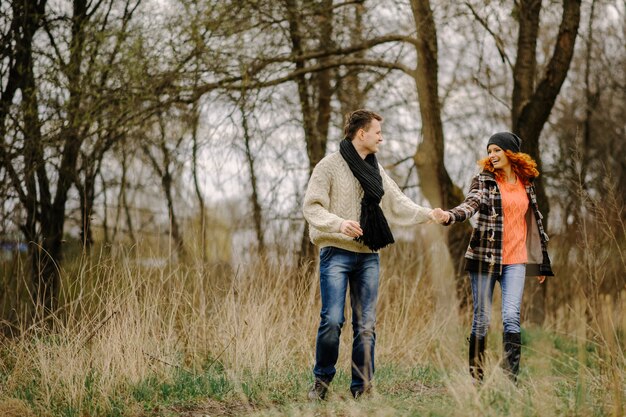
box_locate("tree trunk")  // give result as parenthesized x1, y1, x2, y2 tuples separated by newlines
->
(101, 171, 110, 244)
(30, 218, 63, 316)
(29, 0, 91, 313)
(191, 104, 207, 263)
(113, 148, 135, 243)
(123, 171, 135, 244)
(512, 0, 581, 324)
(512, 0, 581, 227)
(142, 121, 187, 260)
(511, 0, 540, 127)
(337, 2, 366, 125)
(162, 170, 186, 260)
(240, 99, 266, 256)
(283, 0, 335, 265)
(409, 0, 467, 317)
(0, 0, 64, 316)
(22, 0, 64, 315)
(78, 139, 116, 250)
(575, 0, 599, 227)
(79, 166, 97, 249)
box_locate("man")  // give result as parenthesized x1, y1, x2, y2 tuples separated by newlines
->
(303, 109, 433, 400)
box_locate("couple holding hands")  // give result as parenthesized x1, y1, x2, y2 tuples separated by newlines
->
(302, 109, 553, 400)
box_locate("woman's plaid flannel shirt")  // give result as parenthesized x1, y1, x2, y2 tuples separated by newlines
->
(445, 171, 554, 276)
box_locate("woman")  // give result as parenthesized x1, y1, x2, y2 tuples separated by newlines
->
(432, 132, 553, 382)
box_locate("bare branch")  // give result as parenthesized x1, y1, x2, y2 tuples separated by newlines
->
(189, 57, 414, 100)
(464, 2, 513, 69)
(246, 33, 418, 75)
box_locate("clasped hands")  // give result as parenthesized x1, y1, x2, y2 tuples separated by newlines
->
(429, 208, 450, 224)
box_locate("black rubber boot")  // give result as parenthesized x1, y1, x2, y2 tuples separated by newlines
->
(469, 334, 486, 382)
(503, 332, 521, 382)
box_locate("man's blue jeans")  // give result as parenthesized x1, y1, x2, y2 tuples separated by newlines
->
(469, 264, 526, 338)
(313, 246, 380, 392)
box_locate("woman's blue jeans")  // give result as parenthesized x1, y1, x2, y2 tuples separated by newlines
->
(313, 246, 380, 392)
(469, 264, 526, 338)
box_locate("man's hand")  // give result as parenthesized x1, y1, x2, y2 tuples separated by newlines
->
(340, 220, 363, 238)
(537, 276, 546, 284)
(431, 208, 450, 224)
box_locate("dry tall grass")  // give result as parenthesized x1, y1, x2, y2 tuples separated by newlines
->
(0, 210, 624, 416)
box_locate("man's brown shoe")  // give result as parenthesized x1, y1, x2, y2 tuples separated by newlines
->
(307, 378, 330, 400)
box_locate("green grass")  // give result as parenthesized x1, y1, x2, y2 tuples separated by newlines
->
(0, 327, 623, 416)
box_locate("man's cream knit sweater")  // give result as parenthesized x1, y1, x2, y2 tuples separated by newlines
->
(303, 152, 432, 253)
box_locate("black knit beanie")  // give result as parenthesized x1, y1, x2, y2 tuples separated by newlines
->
(487, 132, 522, 153)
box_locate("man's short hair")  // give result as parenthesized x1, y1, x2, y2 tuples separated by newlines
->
(343, 109, 383, 140)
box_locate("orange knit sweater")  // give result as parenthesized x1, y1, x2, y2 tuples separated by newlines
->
(497, 178, 528, 264)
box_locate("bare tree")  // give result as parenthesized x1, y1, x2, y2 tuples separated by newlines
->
(511, 0, 581, 227)
(279, 0, 336, 262)
(141, 112, 188, 260)
(190, 102, 208, 262)
(70, 0, 142, 249)
(336, 2, 367, 117)
(112, 146, 136, 244)
(0, 0, 52, 313)
(238, 97, 267, 256)
(0, 0, 155, 314)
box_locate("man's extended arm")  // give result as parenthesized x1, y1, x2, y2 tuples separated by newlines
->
(380, 167, 433, 225)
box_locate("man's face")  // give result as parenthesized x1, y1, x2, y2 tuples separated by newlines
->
(359, 119, 383, 155)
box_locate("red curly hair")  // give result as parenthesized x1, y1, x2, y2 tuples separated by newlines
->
(478, 151, 539, 185)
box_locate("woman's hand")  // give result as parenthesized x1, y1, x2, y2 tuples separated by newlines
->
(536, 276, 546, 284)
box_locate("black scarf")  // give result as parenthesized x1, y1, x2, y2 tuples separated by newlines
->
(339, 139, 395, 251)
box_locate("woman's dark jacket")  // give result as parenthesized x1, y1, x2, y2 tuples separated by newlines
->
(444, 171, 554, 276)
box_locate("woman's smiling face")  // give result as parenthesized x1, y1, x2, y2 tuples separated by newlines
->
(487, 144, 510, 170)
